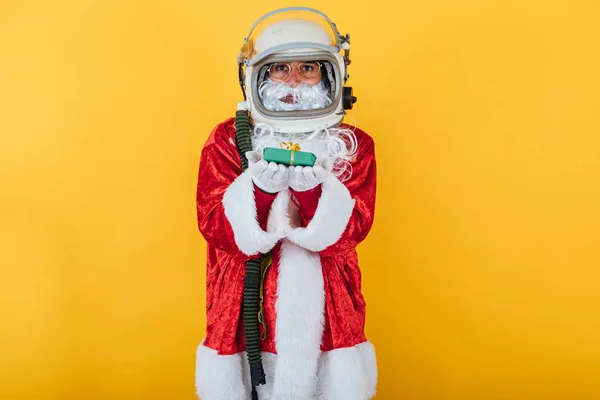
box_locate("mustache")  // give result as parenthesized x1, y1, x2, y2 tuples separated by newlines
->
(258, 79, 332, 111)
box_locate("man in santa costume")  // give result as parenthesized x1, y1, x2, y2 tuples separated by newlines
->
(194, 7, 377, 400)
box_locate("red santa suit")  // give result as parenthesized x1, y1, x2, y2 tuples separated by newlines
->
(194, 117, 378, 400)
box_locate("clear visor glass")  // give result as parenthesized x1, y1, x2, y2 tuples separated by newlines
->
(240, 9, 339, 64)
(255, 57, 338, 115)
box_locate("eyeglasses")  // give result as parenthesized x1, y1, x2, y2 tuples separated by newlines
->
(267, 61, 322, 82)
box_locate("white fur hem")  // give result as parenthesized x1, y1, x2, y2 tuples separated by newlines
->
(195, 341, 378, 400)
(317, 341, 378, 400)
(285, 172, 355, 252)
(222, 169, 285, 256)
(272, 240, 325, 398)
(194, 340, 248, 400)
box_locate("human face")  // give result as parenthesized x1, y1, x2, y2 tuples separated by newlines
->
(259, 61, 331, 110)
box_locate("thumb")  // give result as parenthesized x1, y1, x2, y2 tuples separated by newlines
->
(245, 151, 261, 164)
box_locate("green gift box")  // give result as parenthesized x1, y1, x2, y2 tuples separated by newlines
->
(263, 145, 316, 167)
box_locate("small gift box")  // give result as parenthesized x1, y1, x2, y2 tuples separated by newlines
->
(263, 142, 316, 167)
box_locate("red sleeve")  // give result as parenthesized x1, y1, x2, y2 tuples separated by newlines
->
(196, 120, 248, 258)
(290, 185, 322, 227)
(254, 184, 277, 230)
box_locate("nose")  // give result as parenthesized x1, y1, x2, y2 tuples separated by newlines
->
(286, 68, 301, 87)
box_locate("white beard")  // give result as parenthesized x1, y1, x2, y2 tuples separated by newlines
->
(251, 123, 358, 182)
(258, 78, 333, 111)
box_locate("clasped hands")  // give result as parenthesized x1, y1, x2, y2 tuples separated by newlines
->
(246, 151, 329, 194)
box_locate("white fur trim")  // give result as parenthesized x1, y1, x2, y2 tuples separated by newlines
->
(272, 239, 326, 398)
(197, 342, 378, 400)
(266, 188, 291, 234)
(222, 169, 285, 256)
(195, 341, 248, 400)
(317, 341, 378, 400)
(358, 341, 379, 398)
(285, 172, 355, 252)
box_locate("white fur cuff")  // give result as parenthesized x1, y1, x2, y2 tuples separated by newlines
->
(285, 172, 355, 252)
(222, 169, 284, 256)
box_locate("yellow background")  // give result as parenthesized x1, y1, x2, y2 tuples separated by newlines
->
(1, 0, 599, 399)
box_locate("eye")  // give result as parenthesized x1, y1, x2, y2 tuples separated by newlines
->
(302, 63, 319, 72)
(273, 64, 289, 72)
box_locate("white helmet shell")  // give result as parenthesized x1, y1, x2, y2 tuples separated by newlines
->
(254, 19, 333, 55)
(237, 8, 352, 134)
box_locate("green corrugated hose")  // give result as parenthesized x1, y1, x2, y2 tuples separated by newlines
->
(235, 110, 252, 171)
(235, 109, 266, 399)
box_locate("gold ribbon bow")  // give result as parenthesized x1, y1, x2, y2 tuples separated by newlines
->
(280, 142, 301, 166)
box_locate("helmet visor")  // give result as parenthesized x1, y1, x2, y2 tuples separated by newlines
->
(252, 53, 341, 119)
(240, 8, 341, 66)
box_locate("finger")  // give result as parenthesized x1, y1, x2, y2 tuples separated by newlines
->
(303, 167, 318, 188)
(293, 166, 308, 190)
(251, 159, 268, 175)
(272, 164, 288, 182)
(312, 164, 327, 180)
(255, 162, 275, 181)
(258, 160, 269, 169)
(291, 166, 305, 181)
(302, 167, 315, 181)
(288, 165, 299, 184)
(302, 166, 314, 176)
(260, 162, 278, 179)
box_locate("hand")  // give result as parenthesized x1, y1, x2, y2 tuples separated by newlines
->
(288, 165, 326, 192)
(246, 151, 289, 194)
